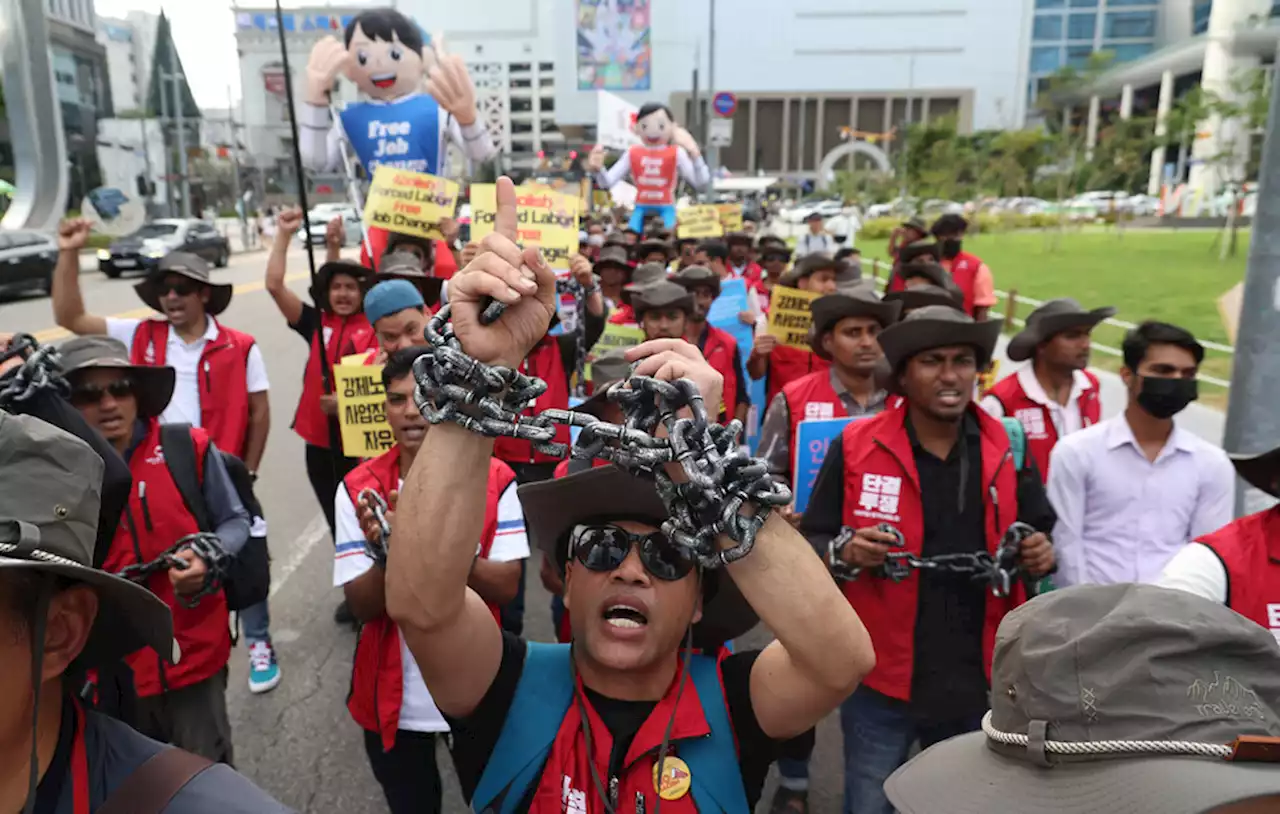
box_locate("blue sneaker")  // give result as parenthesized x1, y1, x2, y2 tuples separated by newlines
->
(248, 641, 281, 694)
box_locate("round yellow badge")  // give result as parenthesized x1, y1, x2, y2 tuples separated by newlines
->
(653, 756, 692, 801)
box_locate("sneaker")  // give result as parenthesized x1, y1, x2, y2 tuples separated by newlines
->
(247, 641, 281, 694)
(769, 787, 808, 814)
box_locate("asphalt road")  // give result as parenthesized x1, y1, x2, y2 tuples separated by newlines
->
(0, 250, 1227, 814)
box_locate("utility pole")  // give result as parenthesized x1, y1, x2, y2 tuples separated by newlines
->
(227, 86, 248, 250)
(168, 32, 191, 217)
(900, 54, 916, 200)
(705, 0, 718, 201)
(692, 40, 701, 150)
(1224, 58, 1280, 517)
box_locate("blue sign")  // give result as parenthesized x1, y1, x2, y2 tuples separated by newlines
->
(339, 94, 441, 174)
(712, 92, 737, 118)
(707, 278, 765, 450)
(792, 417, 864, 514)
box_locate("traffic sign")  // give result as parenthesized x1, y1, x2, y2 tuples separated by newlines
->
(709, 118, 733, 147)
(712, 92, 737, 118)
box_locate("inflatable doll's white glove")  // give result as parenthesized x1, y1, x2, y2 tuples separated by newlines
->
(425, 38, 478, 127)
(305, 36, 351, 107)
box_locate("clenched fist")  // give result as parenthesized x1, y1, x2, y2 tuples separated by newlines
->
(58, 218, 93, 253)
(306, 36, 351, 106)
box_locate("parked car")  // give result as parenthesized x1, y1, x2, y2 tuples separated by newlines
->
(299, 206, 362, 247)
(98, 219, 230, 278)
(0, 229, 58, 297)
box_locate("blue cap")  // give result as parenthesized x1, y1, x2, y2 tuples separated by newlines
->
(364, 279, 425, 325)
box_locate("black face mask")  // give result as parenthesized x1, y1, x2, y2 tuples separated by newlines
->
(1137, 376, 1198, 419)
(939, 239, 963, 259)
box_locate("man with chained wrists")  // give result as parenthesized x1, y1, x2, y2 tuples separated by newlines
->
(385, 178, 876, 814)
(800, 306, 1058, 814)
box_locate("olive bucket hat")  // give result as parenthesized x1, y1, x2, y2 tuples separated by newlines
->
(134, 252, 233, 316)
(60, 336, 176, 419)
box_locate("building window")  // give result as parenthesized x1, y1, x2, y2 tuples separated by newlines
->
(1271, 0, 1280, 18)
(1105, 41, 1154, 62)
(1068, 12, 1097, 40)
(1068, 0, 1097, 6)
(1193, 0, 1212, 33)
(1105, 10, 1156, 39)
(1066, 45, 1094, 67)
(1035, 0, 1065, 8)
(539, 61, 553, 71)
(1033, 15, 1063, 40)
(1105, 0, 1158, 5)
(1031, 45, 1063, 73)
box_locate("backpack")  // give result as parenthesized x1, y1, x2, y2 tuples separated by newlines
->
(1000, 416, 1055, 596)
(160, 424, 271, 612)
(472, 642, 749, 814)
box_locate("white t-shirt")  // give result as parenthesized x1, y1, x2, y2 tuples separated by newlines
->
(106, 317, 269, 428)
(332, 474, 529, 732)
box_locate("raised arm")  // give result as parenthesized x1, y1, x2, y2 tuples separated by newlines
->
(265, 208, 306, 326)
(51, 219, 108, 336)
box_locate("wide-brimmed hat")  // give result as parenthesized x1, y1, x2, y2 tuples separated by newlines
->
(759, 245, 793, 263)
(779, 254, 838, 288)
(621, 263, 671, 306)
(1006, 298, 1118, 362)
(1230, 445, 1280, 498)
(0, 413, 176, 671)
(632, 281, 694, 319)
(376, 250, 443, 304)
(898, 240, 941, 265)
(519, 465, 757, 648)
(672, 265, 721, 298)
(724, 231, 752, 247)
(635, 238, 673, 261)
(594, 245, 632, 274)
(883, 284, 964, 315)
(901, 216, 927, 233)
(878, 305, 1001, 374)
(574, 352, 632, 419)
(897, 260, 951, 290)
(885, 583, 1280, 814)
(808, 289, 902, 361)
(60, 336, 175, 419)
(134, 252, 232, 316)
(312, 259, 374, 313)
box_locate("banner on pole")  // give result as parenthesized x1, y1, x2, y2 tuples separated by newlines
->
(767, 286, 822, 350)
(362, 166, 459, 241)
(470, 183, 581, 270)
(335, 364, 394, 458)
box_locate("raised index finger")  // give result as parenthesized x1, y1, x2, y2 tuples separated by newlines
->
(494, 176, 519, 242)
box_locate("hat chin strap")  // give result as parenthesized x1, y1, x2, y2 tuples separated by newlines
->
(22, 576, 53, 814)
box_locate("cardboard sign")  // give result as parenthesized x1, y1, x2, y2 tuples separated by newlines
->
(470, 183, 582, 270)
(677, 205, 724, 239)
(584, 323, 645, 380)
(335, 364, 394, 458)
(707, 277, 764, 449)
(792, 417, 862, 514)
(717, 203, 744, 234)
(767, 286, 822, 350)
(362, 166, 460, 241)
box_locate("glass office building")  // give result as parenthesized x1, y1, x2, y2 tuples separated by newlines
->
(1029, 0, 1161, 108)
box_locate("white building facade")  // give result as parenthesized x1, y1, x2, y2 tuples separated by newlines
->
(96, 12, 159, 115)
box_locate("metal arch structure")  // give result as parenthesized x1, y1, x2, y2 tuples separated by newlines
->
(816, 140, 892, 186)
(0, 0, 70, 231)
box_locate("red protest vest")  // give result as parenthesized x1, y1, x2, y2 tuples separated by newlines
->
(699, 325, 739, 422)
(629, 145, 679, 207)
(344, 446, 517, 750)
(359, 226, 458, 279)
(1197, 508, 1280, 635)
(838, 402, 1026, 701)
(130, 319, 258, 460)
(493, 337, 571, 465)
(104, 420, 230, 697)
(767, 345, 830, 406)
(943, 252, 984, 317)
(782, 370, 848, 480)
(527, 660, 724, 814)
(294, 312, 376, 449)
(986, 370, 1101, 482)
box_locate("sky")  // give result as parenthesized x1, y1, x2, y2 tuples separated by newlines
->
(91, 1, 380, 110)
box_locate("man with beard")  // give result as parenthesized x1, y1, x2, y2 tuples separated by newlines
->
(594, 245, 633, 313)
(929, 215, 995, 320)
(632, 280, 695, 343)
(673, 266, 750, 424)
(982, 299, 1116, 482)
(747, 256, 842, 405)
(801, 306, 1057, 814)
(674, 236, 699, 271)
(727, 232, 764, 288)
(1047, 321, 1234, 589)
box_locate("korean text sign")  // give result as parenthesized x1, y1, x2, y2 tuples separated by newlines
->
(470, 184, 581, 270)
(792, 417, 862, 514)
(335, 364, 394, 458)
(362, 166, 459, 241)
(767, 286, 822, 350)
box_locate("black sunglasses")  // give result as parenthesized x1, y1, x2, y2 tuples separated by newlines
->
(569, 523, 694, 582)
(70, 378, 135, 406)
(156, 278, 201, 297)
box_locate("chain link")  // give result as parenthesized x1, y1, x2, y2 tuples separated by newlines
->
(412, 304, 792, 569)
(0, 335, 70, 408)
(116, 533, 229, 609)
(358, 488, 392, 569)
(830, 521, 1036, 598)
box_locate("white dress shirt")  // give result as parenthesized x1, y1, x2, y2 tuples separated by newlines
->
(981, 366, 1093, 437)
(1046, 414, 1235, 588)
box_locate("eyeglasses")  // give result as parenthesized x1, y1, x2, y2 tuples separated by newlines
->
(156, 278, 201, 297)
(69, 378, 135, 406)
(569, 523, 694, 582)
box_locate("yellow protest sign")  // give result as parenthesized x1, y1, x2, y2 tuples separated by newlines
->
(470, 184, 581, 270)
(584, 323, 646, 380)
(362, 166, 459, 241)
(593, 190, 612, 210)
(767, 286, 822, 350)
(977, 359, 1002, 398)
(335, 364, 394, 458)
(677, 206, 724, 239)
(717, 203, 744, 233)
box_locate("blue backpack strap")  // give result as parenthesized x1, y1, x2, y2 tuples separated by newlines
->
(1000, 416, 1027, 472)
(682, 655, 750, 814)
(472, 642, 575, 814)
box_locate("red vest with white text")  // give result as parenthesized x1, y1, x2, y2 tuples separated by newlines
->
(700, 325, 739, 421)
(782, 370, 848, 483)
(294, 312, 376, 449)
(130, 319, 257, 460)
(767, 345, 830, 405)
(944, 251, 984, 317)
(1197, 508, 1280, 638)
(343, 446, 517, 750)
(493, 337, 571, 465)
(838, 403, 1027, 701)
(104, 420, 230, 697)
(629, 145, 679, 207)
(985, 370, 1101, 482)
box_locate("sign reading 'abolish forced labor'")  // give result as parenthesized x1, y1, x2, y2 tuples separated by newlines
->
(362, 166, 460, 242)
(677, 205, 724, 239)
(767, 286, 822, 350)
(470, 184, 581, 270)
(717, 203, 744, 234)
(335, 364, 394, 458)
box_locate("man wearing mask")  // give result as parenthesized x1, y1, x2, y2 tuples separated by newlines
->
(672, 266, 750, 425)
(1047, 321, 1234, 588)
(929, 215, 995, 320)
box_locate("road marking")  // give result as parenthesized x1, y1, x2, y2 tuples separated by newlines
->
(269, 512, 330, 601)
(29, 271, 312, 344)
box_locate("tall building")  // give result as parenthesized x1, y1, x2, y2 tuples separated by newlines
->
(96, 11, 161, 115)
(41, 0, 112, 204)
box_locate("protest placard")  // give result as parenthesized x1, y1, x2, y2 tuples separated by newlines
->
(977, 359, 1002, 398)
(767, 286, 822, 350)
(707, 277, 766, 449)
(792, 417, 864, 513)
(335, 364, 394, 458)
(717, 203, 744, 233)
(677, 205, 724, 239)
(584, 322, 645, 380)
(362, 166, 459, 241)
(470, 183, 581, 270)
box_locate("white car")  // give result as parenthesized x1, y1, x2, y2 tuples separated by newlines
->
(298, 206, 362, 247)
